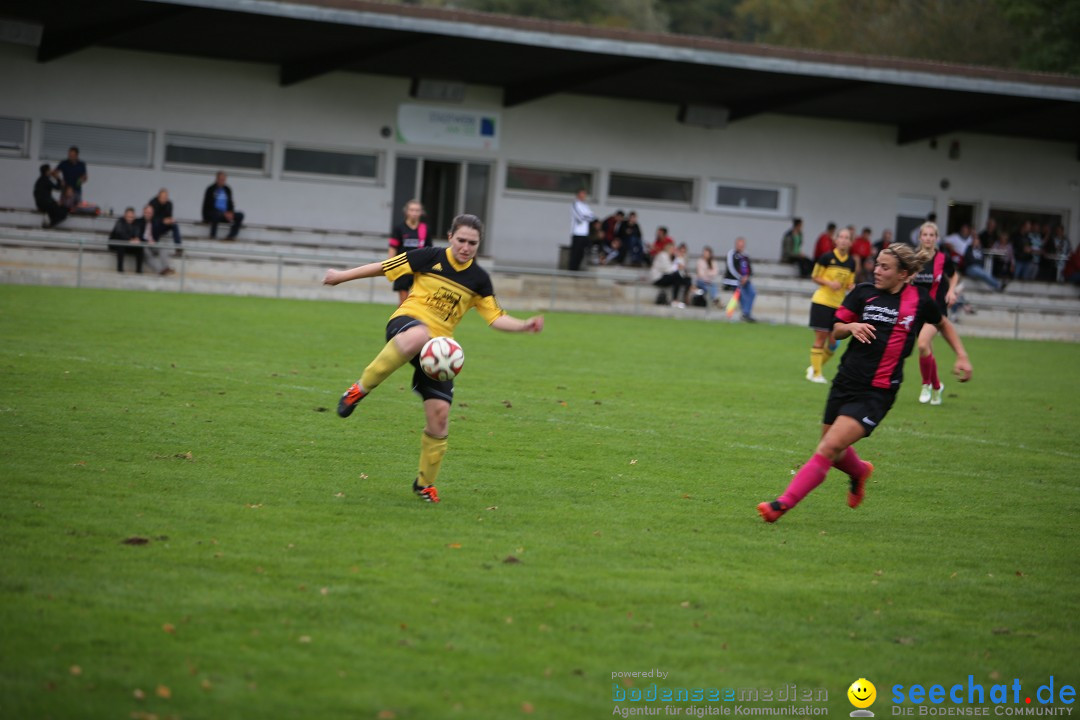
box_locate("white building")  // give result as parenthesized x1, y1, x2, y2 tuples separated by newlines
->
(2, 0, 1078, 266)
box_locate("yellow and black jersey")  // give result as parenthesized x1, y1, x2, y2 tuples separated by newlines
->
(810, 250, 857, 308)
(383, 247, 506, 337)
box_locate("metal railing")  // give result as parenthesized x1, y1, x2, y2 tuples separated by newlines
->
(3, 233, 1078, 340)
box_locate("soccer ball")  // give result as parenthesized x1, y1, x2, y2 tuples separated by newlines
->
(419, 336, 465, 381)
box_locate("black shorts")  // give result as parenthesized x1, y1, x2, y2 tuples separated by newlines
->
(392, 275, 415, 293)
(822, 373, 896, 437)
(385, 315, 454, 404)
(809, 302, 839, 331)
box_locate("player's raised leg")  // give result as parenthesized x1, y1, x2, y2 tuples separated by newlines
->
(758, 417, 866, 523)
(338, 322, 430, 417)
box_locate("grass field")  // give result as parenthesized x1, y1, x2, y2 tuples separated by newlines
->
(1, 284, 1077, 720)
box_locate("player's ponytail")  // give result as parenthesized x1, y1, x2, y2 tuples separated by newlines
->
(883, 243, 931, 282)
(448, 213, 484, 240)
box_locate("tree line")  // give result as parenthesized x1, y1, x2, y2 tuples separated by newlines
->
(392, 0, 1080, 76)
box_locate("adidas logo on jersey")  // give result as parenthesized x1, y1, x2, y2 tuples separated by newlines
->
(432, 263, 443, 271)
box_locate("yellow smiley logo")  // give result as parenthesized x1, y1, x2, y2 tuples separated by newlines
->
(848, 678, 877, 709)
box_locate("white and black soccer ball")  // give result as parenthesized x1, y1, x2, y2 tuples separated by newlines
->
(419, 336, 465, 382)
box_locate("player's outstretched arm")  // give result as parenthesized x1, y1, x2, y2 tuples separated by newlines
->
(833, 321, 875, 344)
(936, 317, 972, 382)
(323, 261, 385, 286)
(490, 315, 544, 333)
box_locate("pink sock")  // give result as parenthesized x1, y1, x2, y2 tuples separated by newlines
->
(919, 354, 933, 385)
(832, 446, 867, 478)
(778, 453, 832, 508)
(927, 355, 941, 390)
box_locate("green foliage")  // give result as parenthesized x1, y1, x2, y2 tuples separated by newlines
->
(1, 285, 1077, 719)
(387, 0, 1079, 74)
(995, 0, 1080, 75)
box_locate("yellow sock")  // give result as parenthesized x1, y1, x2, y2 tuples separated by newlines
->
(810, 347, 825, 377)
(359, 338, 411, 391)
(822, 344, 835, 367)
(418, 431, 448, 486)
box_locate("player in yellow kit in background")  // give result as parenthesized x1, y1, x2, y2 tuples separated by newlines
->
(806, 226, 857, 383)
(322, 214, 544, 503)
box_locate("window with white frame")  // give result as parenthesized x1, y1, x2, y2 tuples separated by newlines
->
(282, 145, 379, 181)
(0, 117, 29, 157)
(608, 172, 694, 205)
(506, 164, 593, 195)
(41, 121, 153, 167)
(706, 179, 793, 217)
(164, 132, 270, 173)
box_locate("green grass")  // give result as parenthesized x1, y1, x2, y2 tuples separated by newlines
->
(1, 284, 1077, 720)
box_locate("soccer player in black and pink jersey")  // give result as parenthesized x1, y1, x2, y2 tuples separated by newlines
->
(758, 243, 972, 523)
(912, 222, 959, 406)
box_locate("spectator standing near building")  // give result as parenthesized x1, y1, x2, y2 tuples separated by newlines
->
(201, 171, 245, 240)
(781, 217, 813, 278)
(567, 189, 595, 271)
(1040, 224, 1068, 282)
(1011, 220, 1035, 281)
(1049, 225, 1072, 282)
(55, 146, 88, 203)
(872, 229, 893, 258)
(723, 236, 757, 322)
(34, 163, 67, 228)
(989, 231, 1015, 281)
(149, 188, 183, 255)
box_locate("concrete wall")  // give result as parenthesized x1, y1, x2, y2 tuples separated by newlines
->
(2, 41, 1077, 266)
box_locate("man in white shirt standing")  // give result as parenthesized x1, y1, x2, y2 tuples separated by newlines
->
(568, 189, 596, 271)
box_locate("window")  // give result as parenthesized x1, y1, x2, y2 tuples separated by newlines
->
(506, 164, 592, 195)
(164, 132, 270, 173)
(0, 117, 29, 157)
(706, 179, 793, 218)
(608, 172, 693, 204)
(41, 121, 153, 167)
(282, 145, 379, 180)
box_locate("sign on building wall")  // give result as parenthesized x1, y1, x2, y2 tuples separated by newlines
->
(396, 104, 499, 151)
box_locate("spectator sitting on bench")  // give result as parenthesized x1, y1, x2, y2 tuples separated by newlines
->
(150, 188, 183, 255)
(134, 204, 175, 276)
(108, 207, 144, 273)
(34, 163, 67, 229)
(202, 171, 244, 240)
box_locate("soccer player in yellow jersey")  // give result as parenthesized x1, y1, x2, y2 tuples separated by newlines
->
(806, 226, 856, 383)
(322, 214, 544, 503)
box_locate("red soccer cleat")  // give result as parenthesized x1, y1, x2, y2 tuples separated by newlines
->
(337, 382, 366, 418)
(413, 479, 440, 503)
(757, 500, 789, 523)
(847, 462, 874, 509)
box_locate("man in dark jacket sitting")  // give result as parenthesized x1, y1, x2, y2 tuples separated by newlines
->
(201, 171, 244, 240)
(34, 164, 68, 228)
(108, 207, 143, 273)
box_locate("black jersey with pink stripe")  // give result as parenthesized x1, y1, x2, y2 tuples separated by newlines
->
(912, 251, 955, 312)
(834, 283, 943, 390)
